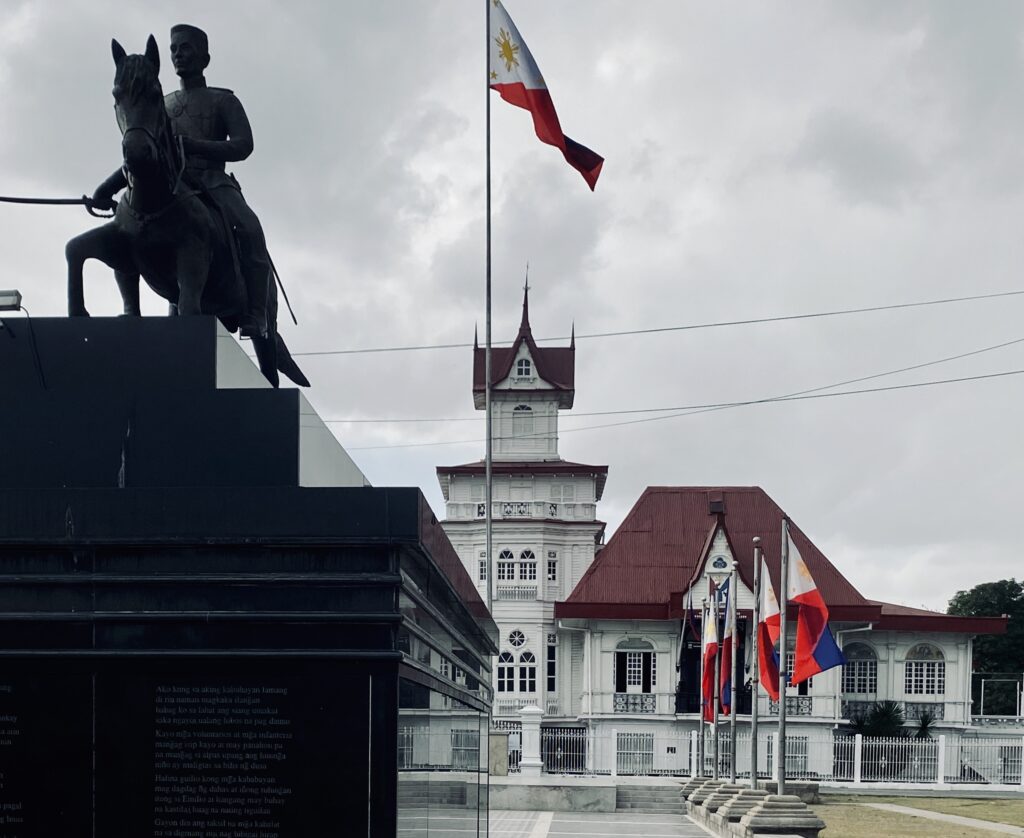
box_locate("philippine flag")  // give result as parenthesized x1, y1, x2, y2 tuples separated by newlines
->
(489, 1, 604, 189)
(720, 582, 734, 715)
(701, 598, 719, 722)
(758, 556, 781, 701)
(786, 531, 845, 685)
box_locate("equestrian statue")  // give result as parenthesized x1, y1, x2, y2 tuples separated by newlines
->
(66, 26, 308, 388)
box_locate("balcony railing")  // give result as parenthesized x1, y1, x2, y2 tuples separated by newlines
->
(613, 693, 657, 714)
(768, 696, 813, 716)
(494, 697, 540, 716)
(495, 585, 537, 601)
(444, 501, 598, 521)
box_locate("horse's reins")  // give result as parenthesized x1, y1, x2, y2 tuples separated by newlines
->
(0, 194, 114, 218)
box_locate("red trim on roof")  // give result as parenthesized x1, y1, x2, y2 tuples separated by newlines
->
(869, 600, 1008, 635)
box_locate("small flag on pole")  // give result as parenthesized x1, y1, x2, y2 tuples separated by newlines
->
(786, 531, 845, 685)
(701, 597, 719, 723)
(720, 581, 734, 715)
(489, 0, 604, 189)
(758, 555, 781, 701)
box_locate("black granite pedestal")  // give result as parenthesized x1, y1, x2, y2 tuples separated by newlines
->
(0, 317, 498, 837)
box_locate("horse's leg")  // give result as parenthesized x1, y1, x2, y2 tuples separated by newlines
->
(174, 237, 210, 316)
(114, 270, 141, 316)
(65, 222, 130, 316)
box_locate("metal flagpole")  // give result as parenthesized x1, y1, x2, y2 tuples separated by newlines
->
(698, 597, 707, 777)
(729, 561, 739, 784)
(484, 0, 494, 616)
(712, 587, 721, 781)
(750, 537, 762, 790)
(778, 518, 790, 797)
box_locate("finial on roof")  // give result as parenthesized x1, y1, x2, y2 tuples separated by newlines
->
(520, 266, 531, 332)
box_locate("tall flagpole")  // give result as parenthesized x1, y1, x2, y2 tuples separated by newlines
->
(750, 537, 762, 790)
(712, 587, 721, 781)
(484, 0, 494, 615)
(729, 561, 739, 784)
(778, 518, 790, 797)
(753, 536, 761, 786)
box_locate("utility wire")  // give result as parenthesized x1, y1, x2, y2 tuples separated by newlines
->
(290, 288, 1024, 357)
(346, 366, 1024, 450)
(325, 335, 1024, 425)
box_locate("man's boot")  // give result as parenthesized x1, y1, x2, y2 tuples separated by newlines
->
(237, 231, 270, 338)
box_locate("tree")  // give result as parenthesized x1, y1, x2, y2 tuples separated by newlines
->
(948, 578, 1023, 715)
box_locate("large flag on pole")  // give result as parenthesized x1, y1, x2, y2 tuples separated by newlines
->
(786, 532, 845, 685)
(701, 595, 719, 723)
(489, 1, 604, 189)
(758, 556, 781, 701)
(720, 581, 734, 715)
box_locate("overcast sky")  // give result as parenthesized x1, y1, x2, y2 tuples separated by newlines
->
(2, 1, 1022, 612)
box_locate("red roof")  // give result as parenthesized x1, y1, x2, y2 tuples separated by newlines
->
(556, 486, 878, 622)
(870, 600, 1007, 635)
(436, 459, 608, 501)
(472, 288, 575, 409)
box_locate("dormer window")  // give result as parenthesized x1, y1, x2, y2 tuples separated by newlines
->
(517, 358, 532, 377)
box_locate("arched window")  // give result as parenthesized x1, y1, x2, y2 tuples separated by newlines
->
(497, 549, 515, 581)
(517, 358, 532, 377)
(519, 651, 537, 692)
(842, 643, 877, 694)
(905, 644, 945, 695)
(497, 652, 515, 692)
(614, 638, 656, 694)
(519, 549, 537, 581)
(512, 404, 534, 438)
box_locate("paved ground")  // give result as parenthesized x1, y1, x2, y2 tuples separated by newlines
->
(397, 810, 708, 837)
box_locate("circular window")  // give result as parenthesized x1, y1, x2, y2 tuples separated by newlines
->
(712, 556, 728, 570)
(508, 630, 526, 648)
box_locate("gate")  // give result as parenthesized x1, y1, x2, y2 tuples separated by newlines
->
(541, 727, 588, 774)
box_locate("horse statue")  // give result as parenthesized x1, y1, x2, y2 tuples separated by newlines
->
(65, 35, 308, 389)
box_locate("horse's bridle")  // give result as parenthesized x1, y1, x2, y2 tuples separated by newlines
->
(120, 121, 186, 195)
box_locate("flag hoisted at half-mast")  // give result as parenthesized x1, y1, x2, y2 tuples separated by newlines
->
(758, 555, 781, 700)
(489, 0, 604, 190)
(787, 530, 845, 685)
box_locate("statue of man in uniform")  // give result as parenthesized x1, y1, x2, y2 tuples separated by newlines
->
(92, 24, 270, 337)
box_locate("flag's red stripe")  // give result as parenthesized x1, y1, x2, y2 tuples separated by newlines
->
(491, 82, 603, 190)
(701, 642, 718, 722)
(757, 622, 780, 701)
(791, 589, 830, 683)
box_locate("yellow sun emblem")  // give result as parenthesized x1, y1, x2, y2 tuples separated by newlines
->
(495, 27, 520, 73)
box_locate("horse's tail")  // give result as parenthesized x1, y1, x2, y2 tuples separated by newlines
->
(275, 332, 310, 388)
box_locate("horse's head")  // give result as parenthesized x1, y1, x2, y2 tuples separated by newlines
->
(111, 36, 172, 182)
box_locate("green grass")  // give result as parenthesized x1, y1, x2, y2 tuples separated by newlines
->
(823, 795, 1024, 829)
(813, 802, 1007, 838)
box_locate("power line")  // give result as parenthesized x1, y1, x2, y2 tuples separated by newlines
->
(345, 366, 1024, 450)
(290, 288, 1024, 358)
(325, 335, 1024, 424)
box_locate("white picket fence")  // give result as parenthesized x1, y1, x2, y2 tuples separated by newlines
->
(520, 727, 1024, 788)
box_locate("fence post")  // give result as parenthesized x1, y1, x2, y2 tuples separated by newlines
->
(611, 728, 618, 777)
(1020, 737, 1024, 788)
(690, 730, 699, 777)
(936, 735, 946, 786)
(517, 704, 543, 778)
(772, 732, 780, 783)
(854, 734, 863, 784)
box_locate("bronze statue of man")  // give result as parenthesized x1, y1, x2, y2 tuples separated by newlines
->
(92, 24, 270, 337)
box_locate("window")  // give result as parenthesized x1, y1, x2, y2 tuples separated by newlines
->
(519, 549, 537, 580)
(508, 630, 526, 648)
(786, 651, 813, 694)
(614, 639, 655, 694)
(547, 641, 557, 692)
(478, 558, 487, 583)
(550, 484, 576, 502)
(516, 358, 532, 377)
(547, 560, 557, 582)
(842, 643, 877, 694)
(512, 404, 534, 438)
(497, 549, 515, 580)
(905, 644, 945, 695)
(519, 651, 537, 692)
(497, 652, 514, 692)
